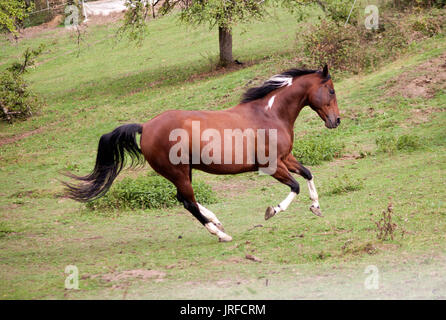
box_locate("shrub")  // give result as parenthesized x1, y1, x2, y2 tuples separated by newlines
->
(324, 174, 364, 196)
(376, 135, 397, 154)
(376, 134, 422, 153)
(396, 134, 422, 152)
(292, 133, 344, 165)
(0, 45, 43, 123)
(375, 202, 397, 241)
(301, 20, 363, 73)
(411, 14, 443, 36)
(86, 174, 218, 211)
(299, 7, 445, 75)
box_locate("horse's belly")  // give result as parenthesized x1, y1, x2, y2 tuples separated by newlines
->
(191, 163, 257, 175)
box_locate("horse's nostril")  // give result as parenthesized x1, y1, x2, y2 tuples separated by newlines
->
(336, 117, 341, 125)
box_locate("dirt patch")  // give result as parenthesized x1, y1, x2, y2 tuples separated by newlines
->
(0, 127, 46, 147)
(185, 278, 249, 288)
(404, 107, 444, 127)
(91, 269, 166, 282)
(385, 52, 446, 99)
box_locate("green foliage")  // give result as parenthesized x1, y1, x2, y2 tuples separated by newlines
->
(0, 221, 14, 238)
(324, 174, 364, 196)
(86, 174, 218, 211)
(299, 7, 445, 74)
(411, 14, 443, 36)
(301, 19, 362, 72)
(322, 0, 360, 25)
(376, 134, 397, 154)
(0, 0, 33, 36)
(175, 0, 267, 29)
(396, 134, 423, 152)
(0, 45, 44, 123)
(376, 134, 423, 154)
(116, 0, 151, 45)
(394, 0, 446, 8)
(292, 132, 344, 165)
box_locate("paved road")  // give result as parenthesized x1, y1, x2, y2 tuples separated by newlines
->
(83, 0, 127, 16)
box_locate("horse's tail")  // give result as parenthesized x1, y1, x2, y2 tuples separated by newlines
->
(63, 123, 144, 202)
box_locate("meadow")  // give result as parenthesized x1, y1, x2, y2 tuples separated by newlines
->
(0, 7, 445, 299)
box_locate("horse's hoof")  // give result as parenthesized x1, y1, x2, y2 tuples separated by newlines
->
(265, 206, 276, 220)
(310, 205, 323, 217)
(218, 234, 232, 242)
(216, 223, 225, 232)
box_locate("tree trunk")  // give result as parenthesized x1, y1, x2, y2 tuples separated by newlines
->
(218, 25, 233, 66)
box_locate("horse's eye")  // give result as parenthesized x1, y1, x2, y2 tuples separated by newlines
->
(329, 89, 335, 95)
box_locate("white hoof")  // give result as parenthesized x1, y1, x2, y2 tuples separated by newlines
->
(218, 234, 233, 242)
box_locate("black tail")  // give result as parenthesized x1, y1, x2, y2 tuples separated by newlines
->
(63, 123, 144, 202)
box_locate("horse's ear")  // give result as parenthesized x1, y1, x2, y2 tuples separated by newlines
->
(322, 64, 329, 78)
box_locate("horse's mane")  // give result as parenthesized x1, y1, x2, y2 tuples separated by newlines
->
(241, 68, 319, 103)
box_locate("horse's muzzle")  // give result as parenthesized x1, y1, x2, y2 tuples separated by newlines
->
(325, 117, 341, 129)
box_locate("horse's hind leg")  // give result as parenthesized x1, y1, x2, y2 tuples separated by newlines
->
(283, 154, 322, 217)
(197, 203, 225, 232)
(172, 170, 232, 242)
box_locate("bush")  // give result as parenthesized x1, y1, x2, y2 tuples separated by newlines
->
(376, 135, 397, 154)
(324, 174, 364, 196)
(411, 14, 443, 36)
(86, 173, 218, 211)
(396, 134, 422, 152)
(292, 133, 344, 165)
(0, 45, 43, 123)
(301, 20, 363, 73)
(299, 7, 445, 75)
(376, 134, 422, 154)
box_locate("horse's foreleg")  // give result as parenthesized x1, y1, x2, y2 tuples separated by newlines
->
(264, 162, 300, 220)
(284, 154, 322, 217)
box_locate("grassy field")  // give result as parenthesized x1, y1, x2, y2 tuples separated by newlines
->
(1, 8, 446, 299)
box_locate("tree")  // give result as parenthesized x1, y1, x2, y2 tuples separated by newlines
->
(169, 0, 267, 66)
(120, 0, 271, 66)
(0, 0, 33, 39)
(119, 0, 325, 66)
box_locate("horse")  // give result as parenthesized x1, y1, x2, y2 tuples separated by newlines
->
(64, 64, 340, 242)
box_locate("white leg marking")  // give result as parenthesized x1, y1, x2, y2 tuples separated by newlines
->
(265, 95, 276, 110)
(197, 203, 221, 225)
(307, 178, 320, 209)
(197, 203, 224, 231)
(205, 222, 232, 242)
(273, 192, 297, 214)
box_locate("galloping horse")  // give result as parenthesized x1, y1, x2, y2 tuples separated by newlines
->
(64, 65, 340, 242)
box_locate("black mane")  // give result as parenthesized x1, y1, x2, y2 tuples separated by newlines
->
(241, 68, 319, 103)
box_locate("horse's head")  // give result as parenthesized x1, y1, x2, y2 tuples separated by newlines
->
(307, 65, 340, 129)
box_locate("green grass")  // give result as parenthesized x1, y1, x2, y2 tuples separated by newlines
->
(1, 7, 446, 299)
(86, 174, 218, 211)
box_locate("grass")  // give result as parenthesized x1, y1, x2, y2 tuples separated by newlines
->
(85, 174, 218, 211)
(1, 7, 446, 299)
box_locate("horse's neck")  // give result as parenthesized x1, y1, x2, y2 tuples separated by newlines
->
(270, 79, 308, 130)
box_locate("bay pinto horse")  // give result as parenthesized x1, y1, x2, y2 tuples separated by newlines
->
(64, 65, 340, 242)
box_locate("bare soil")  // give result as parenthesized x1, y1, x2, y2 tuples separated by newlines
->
(386, 52, 446, 99)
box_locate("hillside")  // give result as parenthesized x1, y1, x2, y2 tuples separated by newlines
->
(0, 8, 445, 299)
